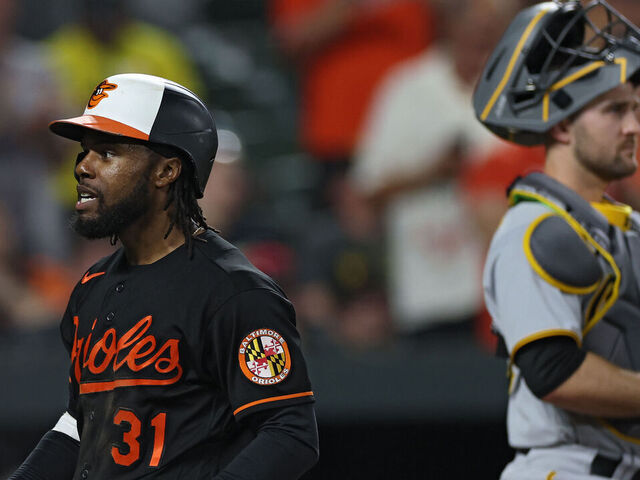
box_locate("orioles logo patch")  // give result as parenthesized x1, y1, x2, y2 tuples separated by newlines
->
(87, 80, 118, 109)
(238, 329, 291, 385)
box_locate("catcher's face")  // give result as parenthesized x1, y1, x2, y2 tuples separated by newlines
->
(71, 132, 157, 239)
(569, 82, 640, 182)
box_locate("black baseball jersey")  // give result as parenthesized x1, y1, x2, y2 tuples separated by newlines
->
(60, 230, 315, 479)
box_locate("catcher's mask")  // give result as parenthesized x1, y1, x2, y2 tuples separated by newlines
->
(473, 0, 640, 146)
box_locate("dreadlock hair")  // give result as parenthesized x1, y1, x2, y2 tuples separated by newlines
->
(162, 159, 210, 257)
(144, 142, 210, 257)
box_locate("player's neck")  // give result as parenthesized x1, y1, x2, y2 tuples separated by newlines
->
(544, 150, 608, 203)
(118, 210, 186, 265)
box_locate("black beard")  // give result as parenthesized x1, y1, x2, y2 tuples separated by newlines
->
(71, 173, 152, 239)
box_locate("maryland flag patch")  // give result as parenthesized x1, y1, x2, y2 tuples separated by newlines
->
(238, 329, 291, 385)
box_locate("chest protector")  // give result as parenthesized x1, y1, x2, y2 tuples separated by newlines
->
(511, 172, 640, 439)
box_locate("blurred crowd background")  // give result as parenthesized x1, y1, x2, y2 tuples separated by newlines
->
(2, 0, 640, 478)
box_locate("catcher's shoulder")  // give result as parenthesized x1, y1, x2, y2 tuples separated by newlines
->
(488, 202, 602, 293)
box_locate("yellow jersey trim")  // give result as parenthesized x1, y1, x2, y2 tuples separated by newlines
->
(480, 7, 552, 121)
(507, 329, 581, 395)
(523, 212, 600, 295)
(510, 329, 582, 362)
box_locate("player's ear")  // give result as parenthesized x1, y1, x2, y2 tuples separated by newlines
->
(153, 156, 182, 189)
(549, 118, 572, 145)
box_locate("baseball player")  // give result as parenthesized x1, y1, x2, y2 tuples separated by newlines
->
(9, 73, 318, 479)
(474, 1, 640, 478)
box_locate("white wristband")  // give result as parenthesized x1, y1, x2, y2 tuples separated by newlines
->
(52, 411, 80, 442)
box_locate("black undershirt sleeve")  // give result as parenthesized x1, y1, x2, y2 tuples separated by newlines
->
(514, 335, 587, 399)
(9, 430, 79, 480)
(213, 403, 319, 480)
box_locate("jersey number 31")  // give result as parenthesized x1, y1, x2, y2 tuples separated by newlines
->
(112, 409, 167, 467)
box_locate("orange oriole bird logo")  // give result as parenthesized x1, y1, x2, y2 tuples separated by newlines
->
(87, 80, 118, 109)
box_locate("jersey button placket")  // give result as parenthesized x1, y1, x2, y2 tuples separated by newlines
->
(115, 282, 125, 293)
(106, 312, 115, 322)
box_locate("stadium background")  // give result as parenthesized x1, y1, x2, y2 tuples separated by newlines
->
(2, 0, 637, 478)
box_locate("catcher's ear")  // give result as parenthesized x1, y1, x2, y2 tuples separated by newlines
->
(549, 119, 572, 145)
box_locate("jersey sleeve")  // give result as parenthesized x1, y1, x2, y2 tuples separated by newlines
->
(483, 206, 584, 359)
(206, 288, 315, 420)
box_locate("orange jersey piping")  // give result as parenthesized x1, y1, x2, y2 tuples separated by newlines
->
(233, 391, 314, 416)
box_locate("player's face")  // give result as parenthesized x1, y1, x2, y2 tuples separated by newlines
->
(71, 132, 158, 239)
(570, 82, 640, 182)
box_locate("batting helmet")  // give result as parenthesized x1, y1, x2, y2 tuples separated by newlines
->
(473, 0, 640, 146)
(49, 73, 218, 198)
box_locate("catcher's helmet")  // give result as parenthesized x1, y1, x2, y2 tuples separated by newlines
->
(49, 73, 217, 198)
(473, 1, 640, 146)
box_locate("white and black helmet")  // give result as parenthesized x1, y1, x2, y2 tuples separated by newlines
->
(473, 1, 640, 146)
(50, 73, 218, 198)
